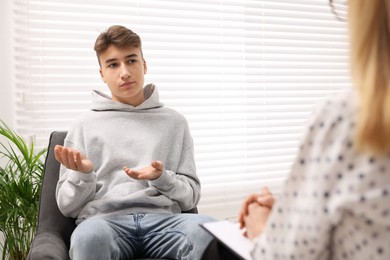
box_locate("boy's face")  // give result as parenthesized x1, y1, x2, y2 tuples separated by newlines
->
(99, 45, 147, 106)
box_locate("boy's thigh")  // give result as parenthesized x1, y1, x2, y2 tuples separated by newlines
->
(70, 215, 138, 259)
(72, 214, 137, 240)
(70, 213, 216, 259)
(141, 213, 214, 235)
(140, 214, 215, 259)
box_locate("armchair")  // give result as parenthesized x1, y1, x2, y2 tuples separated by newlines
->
(27, 131, 197, 260)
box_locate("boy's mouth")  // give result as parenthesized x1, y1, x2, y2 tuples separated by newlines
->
(120, 81, 135, 88)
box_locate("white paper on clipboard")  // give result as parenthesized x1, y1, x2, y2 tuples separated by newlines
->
(201, 220, 253, 260)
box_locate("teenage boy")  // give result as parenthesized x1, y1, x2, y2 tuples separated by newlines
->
(54, 25, 214, 260)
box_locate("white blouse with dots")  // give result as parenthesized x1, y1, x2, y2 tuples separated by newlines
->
(251, 90, 390, 260)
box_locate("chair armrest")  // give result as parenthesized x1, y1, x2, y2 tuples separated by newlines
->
(183, 207, 198, 214)
(27, 231, 69, 260)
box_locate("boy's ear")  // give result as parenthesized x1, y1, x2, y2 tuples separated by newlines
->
(99, 68, 106, 83)
(143, 59, 147, 75)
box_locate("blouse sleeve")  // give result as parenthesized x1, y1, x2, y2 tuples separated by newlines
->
(251, 97, 350, 260)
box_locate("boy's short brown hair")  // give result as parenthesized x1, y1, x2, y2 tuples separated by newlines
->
(94, 25, 143, 65)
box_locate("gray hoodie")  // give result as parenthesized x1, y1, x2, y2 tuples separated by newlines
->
(56, 84, 200, 224)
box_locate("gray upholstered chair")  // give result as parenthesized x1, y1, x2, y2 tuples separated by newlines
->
(27, 131, 197, 260)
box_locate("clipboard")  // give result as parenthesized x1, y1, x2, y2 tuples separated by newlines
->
(201, 220, 253, 260)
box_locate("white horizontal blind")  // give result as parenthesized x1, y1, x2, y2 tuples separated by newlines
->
(12, 0, 351, 220)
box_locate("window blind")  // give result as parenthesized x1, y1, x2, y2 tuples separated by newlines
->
(12, 0, 351, 220)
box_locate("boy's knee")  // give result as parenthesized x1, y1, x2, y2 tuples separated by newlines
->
(71, 218, 113, 246)
(197, 214, 216, 223)
(188, 214, 216, 228)
(70, 218, 119, 259)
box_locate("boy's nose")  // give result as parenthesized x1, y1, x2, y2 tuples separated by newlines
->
(120, 66, 131, 79)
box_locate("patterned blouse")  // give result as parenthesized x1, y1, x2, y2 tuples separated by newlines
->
(251, 90, 390, 260)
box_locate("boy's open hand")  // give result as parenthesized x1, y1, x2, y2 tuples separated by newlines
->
(54, 145, 94, 174)
(124, 161, 163, 180)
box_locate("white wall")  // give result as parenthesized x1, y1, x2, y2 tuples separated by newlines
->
(0, 0, 13, 255)
(0, 0, 13, 127)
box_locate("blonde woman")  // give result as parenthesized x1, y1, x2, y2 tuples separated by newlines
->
(203, 0, 390, 259)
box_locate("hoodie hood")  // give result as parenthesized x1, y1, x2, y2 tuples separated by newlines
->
(91, 83, 163, 112)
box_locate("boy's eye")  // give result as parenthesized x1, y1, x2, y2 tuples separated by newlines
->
(128, 59, 137, 64)
(108, 63, 117, 68)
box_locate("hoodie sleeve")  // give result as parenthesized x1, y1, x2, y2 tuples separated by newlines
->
(55, 139, 97, 218)
(149, 125, 200, 211)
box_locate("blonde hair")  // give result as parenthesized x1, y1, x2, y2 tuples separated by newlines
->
(349, 0, 390, 154)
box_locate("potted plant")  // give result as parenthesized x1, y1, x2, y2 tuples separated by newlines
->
(0, 121, 47, 260)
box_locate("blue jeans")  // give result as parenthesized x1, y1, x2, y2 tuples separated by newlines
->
(69, 213, 215, 260)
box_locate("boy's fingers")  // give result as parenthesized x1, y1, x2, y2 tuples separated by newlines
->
(60, 147, 69, 166)
(125, 168, 141, 179)
(67, 150, 77, 170)
(75, 152, 82, 169)
(151, 161, 163, 171)
(54, 146, 62, 163)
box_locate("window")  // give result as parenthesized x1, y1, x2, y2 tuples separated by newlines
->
(12, 0, 350, 219)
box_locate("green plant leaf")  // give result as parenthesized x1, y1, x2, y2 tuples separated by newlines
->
(0, 120, 47, 260)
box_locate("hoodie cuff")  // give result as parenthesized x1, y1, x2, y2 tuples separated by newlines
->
(68, 170, 96, 184)
(149, 170, 175, 190)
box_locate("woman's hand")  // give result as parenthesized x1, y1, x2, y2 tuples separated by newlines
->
(244, 203, 272, 240)
(238, 186, 275, 229)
